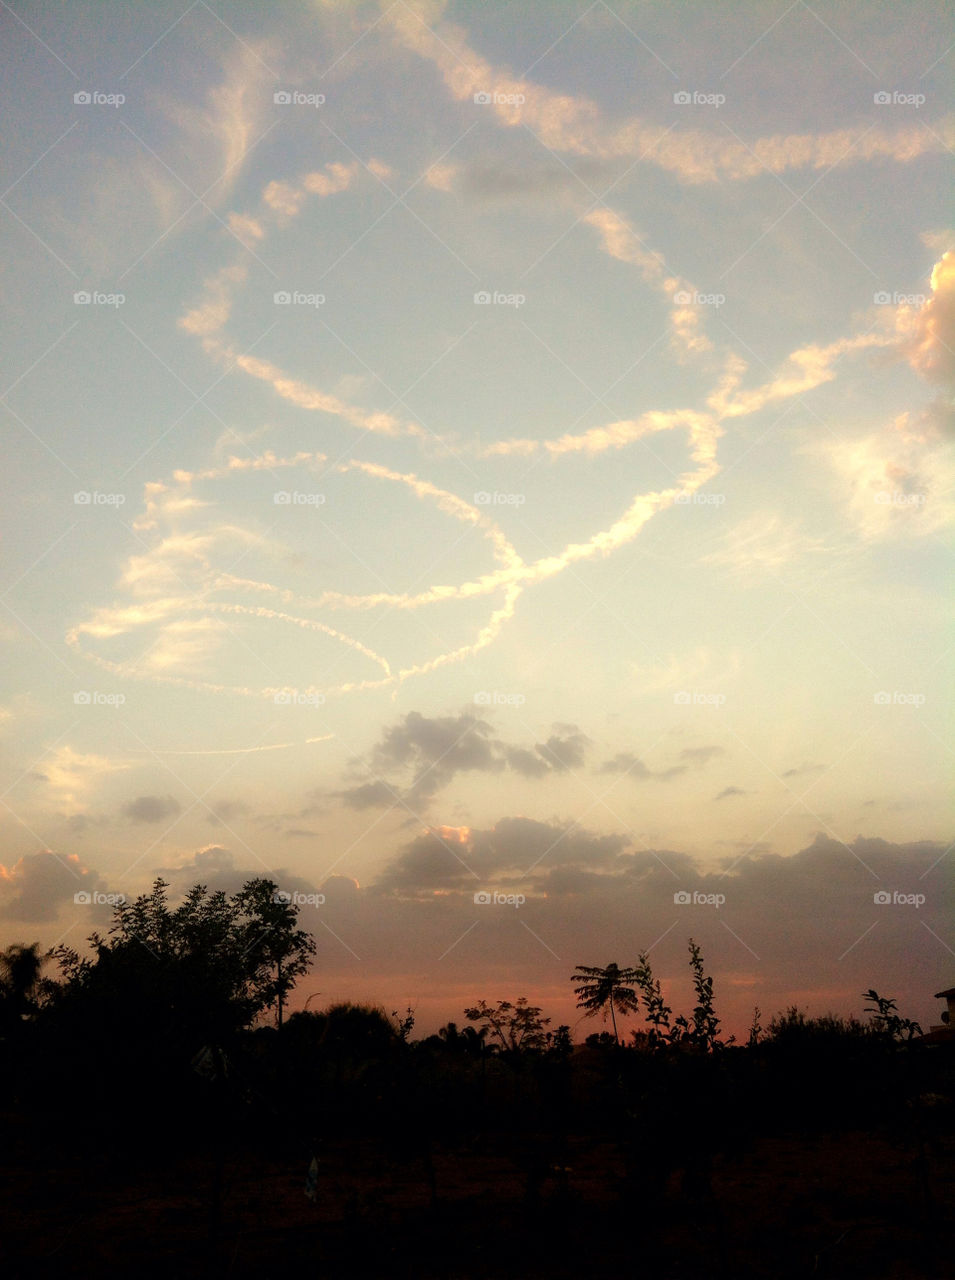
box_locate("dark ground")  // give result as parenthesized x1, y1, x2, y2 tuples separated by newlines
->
(1, 1123, 952, 1278)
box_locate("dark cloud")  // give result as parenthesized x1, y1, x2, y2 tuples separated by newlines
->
(598, 752, 686, 781)
(372, 710, 504, 802)
(375, 816, 629, 895)
(122, 794, 181, 824)
(298, 831, 953, 1042)
(715, 787, 748, 800)
(504, 747, 552, 778)
(337, 780, 400, 811)
(535, 726, 590, 772)
(680, 746, 725, 767)
(0, 850, 108, 922)
(342, 712, 594, 808)
(782, 763, 826, 779)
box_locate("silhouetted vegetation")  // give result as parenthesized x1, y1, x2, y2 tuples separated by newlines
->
(1, 893, 952, 1278)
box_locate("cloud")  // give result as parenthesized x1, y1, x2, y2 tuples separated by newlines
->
(383, 5, 953, 183)
(598, 752, 686, 782)
(38, 746, 132, 809)
(715, 787, 748, 801)
(0, 851, 107, 922)
(898, 251, 955, 386)
(369, 710, 505, 803)
(534, 726, 590, 772)
(122, 794, 181, 824)
(159, 39, 276, 203)
(680, 746, 725, 767)
(782, 763, 827, 779)
(344, 714, 595, 807)
(338, 780, 400, 811)
(701, 512, 833, 576)
(375, 815, 629, 894)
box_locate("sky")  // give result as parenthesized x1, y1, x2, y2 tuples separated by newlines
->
(0, 0, 952, 1041)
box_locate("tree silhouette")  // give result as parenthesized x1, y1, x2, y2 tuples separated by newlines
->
(571, 962, 641, 1043)
(0, 941, 45, 1031)
(464, 997, 550, 1053)
(49, 877, 315, 1052)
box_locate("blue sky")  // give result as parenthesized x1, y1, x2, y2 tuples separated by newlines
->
(1, 0, 952, 1037)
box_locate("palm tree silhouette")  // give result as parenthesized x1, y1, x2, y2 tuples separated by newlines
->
(571, 962, 641, 1044)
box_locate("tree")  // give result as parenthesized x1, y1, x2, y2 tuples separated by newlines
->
(632, 951, 675, 1048)
(0, 942, 46, 1031)
(630, 940, 728, 1051)
(48, 877, 316, 1052)
(463, 997, 550, 1054)
(863, 989, 922, 1042)
(571, 962, 641, 1044)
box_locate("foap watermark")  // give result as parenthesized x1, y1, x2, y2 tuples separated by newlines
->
(674, 90, 725, 107)
(675, 491, 725, 505)
(874, 491, 926, 507)
(474, 691, 526, 707)
(274, 290, 325, 307)
(74, 90, 125, 107)
(73, 691, 125, 707)
(674, 691, 726, 707)
(474, 90, 525, 106)
(873, 91, 925, 108)
(274, 90, 325, 107)
(874, 691, 925, 707)
(74, 491, 126, 506)
(273, 690, 326, 707)
(74, 291, 125, 307)
(673, 289, 725, 307)
(474, 491, 525, 506)
(874, 890, 925, 908)
(74, 890, 127, 906)
(874, 291, 927, 306)
(274, 491, 325, 505)
(474, 890, 526, 908)
(474, 290, 525, 308)
(273, 889, 326, 906)
(674, 890, 725, 909)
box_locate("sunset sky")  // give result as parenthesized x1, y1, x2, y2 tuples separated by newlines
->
(1, 0, 952, 1039)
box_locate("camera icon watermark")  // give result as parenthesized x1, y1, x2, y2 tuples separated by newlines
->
(873, 91, 925, 108)
(473, 490, 525, 506)
(73, 291, 125, 307)
(874, 889, 925, 908)
(273, 889, 326, 906)
(74, 890, 127, 906)
(474, 889, 526, 908)
(474, 691, 526, 707)
(873, 691, 925, 706)
(273, 491, 325, 505)
(274, 291, 324, 307)
(873, 291, 927, 306)
(73, 491, 126, 506)
(873, 490, 926, 507)
(674, 691, 726, 706)
(674, 890, 726, 908)
(273, 690, 326, 707)
(73, 90, 125, 107)
(673, 289, 725, 307)
(274, 90, 325, 107)
(474, 290, 525, 307)
(674, 491, 725, 505)
(73, 691, 125, 707)
(473, 90, 525, 106)
(673, 90, 725, 107)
